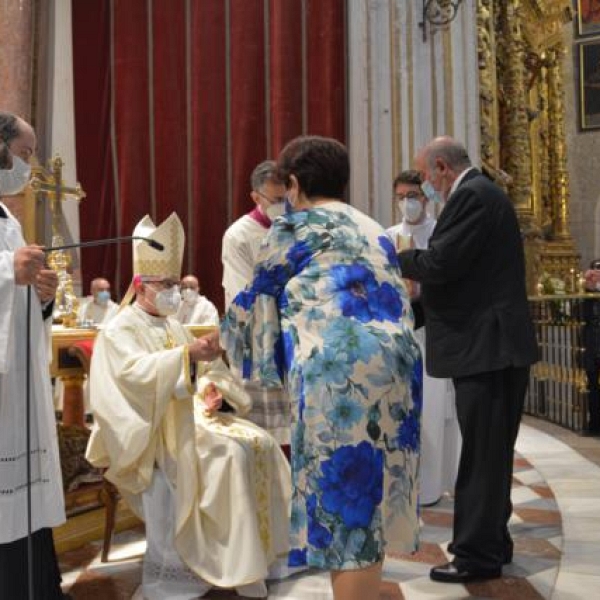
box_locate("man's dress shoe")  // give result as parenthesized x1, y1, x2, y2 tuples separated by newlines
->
(430, 561, 501, 583)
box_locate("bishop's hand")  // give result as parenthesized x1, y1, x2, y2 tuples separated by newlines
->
(188, 329, 222, 362)
(202, 382, 223, 414)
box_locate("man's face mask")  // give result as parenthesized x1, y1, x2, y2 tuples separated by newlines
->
(0, 154, 31, 195)
(181, 288, 199, 304)
(421, 180, 443, 205)
(96, 290, 110, 306)
(399, 197, 424, 223)
(154, 287, 181, 316)
(265, 202, 285, 221)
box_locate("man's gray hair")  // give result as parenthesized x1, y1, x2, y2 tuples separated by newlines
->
(424, 136, 472, 172)
(0, 112, 20, 145)
(250, 160, 279, 191)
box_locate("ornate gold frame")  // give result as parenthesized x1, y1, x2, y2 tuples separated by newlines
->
(478, 0, 577, 294)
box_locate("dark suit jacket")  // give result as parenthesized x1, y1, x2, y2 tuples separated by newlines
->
(399, 169, 538, 378)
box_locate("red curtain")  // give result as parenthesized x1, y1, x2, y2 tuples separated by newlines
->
(72, 0, 346, 309)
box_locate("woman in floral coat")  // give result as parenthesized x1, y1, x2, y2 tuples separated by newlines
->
(221, 136, 421, 600)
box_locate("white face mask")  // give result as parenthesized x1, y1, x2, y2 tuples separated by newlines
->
(0, 154, 32, 195)
(265, 202, 285, 221)
(399, 198, 424, 223)
(154, 287, 181, 316)
(181, 288, 198, 304)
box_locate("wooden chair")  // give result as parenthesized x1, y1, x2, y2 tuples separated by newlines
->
(66, 340, 119, 562)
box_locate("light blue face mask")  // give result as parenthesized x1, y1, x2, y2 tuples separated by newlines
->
(96, 290, 111, 305)
(421, 180, 443, 204)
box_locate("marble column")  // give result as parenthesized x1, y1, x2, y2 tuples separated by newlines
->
(0, 0, 35, 219)
(0, 0, 35, 119)
(347, 0, 480, 228)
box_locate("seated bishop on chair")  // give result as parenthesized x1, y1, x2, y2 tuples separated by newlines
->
(85, 212, 292, 599)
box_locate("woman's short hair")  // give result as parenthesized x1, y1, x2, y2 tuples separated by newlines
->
(277, 135, 349, 200)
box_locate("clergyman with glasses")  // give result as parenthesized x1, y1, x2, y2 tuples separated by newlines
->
(86, 212, 292, 599)
(221, 160, 291, 451)
(387, 169, 461, 508)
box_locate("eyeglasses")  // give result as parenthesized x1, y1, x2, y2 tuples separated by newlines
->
(393, 191, 424, 202)
(255, 190, 285, 205)
(142, 277, 180, 290)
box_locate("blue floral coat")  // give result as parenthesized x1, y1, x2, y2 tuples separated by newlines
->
(222, 202, 421, 570)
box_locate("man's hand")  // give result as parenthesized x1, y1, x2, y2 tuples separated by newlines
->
(188, 329, 222, 362)
(202, 383, 223, 414)
(34, 269, 58, 303)
(14, 245, 45, 286)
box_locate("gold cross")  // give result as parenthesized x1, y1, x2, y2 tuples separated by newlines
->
(29, 155, 86, 236)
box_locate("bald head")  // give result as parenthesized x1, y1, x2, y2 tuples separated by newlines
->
(419, 136, 471, 172)
(91, 278, 111, 296)
(415, 136, 472, 203)
(180, 275, 199, 292)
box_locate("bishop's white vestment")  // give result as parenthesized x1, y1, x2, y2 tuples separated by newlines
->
(222, 210, 290, 445)
(0, 203, 65, 543)
(86, 304, 291, 598)
(387, 216, 461, 505)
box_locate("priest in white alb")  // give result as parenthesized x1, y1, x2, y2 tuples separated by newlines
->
(0, 113, 67, 600)
(86, 213, 292, 599)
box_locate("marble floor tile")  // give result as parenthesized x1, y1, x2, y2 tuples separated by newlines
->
(525, 568, 559, 600)
(550, 571, 600, 600)
(59, 420, 600, 599)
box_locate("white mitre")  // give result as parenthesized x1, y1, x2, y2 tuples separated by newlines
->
(133, 212, 184, 278)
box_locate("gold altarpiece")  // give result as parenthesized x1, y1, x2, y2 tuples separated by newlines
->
(478, 0, 577, 294)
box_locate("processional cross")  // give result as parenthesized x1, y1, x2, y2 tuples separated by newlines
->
(30, 155, 86, 326)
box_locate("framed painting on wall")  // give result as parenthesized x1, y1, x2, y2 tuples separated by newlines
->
(577, 0, 600, 37)
(579, 38, 600, 130)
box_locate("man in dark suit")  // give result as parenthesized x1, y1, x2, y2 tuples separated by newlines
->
(398, 136, 538, 584)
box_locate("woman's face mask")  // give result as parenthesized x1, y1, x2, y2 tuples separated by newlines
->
(0, 154, 32, 195)
(154, 287, 181, 316)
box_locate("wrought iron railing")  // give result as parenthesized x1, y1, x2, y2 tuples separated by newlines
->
(526, 294, 600, 432)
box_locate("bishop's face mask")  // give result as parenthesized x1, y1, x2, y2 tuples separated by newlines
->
(154, 287, 181, 316)
(0, 154, 31, 195)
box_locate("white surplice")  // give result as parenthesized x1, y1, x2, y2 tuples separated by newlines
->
(174, 294, 219, 326)
(222, 213, 269, 307)
(0, 203, 65, 543)
(86, 304, 291, 596)
(387, 216, 461, 505)
(77, 297, 119, 325)
(222, 213, 290, 445)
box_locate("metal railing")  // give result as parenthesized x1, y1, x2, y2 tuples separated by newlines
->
(526, 294, 600, 433)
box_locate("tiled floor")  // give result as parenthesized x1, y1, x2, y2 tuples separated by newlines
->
(58, 417, 600, 599)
